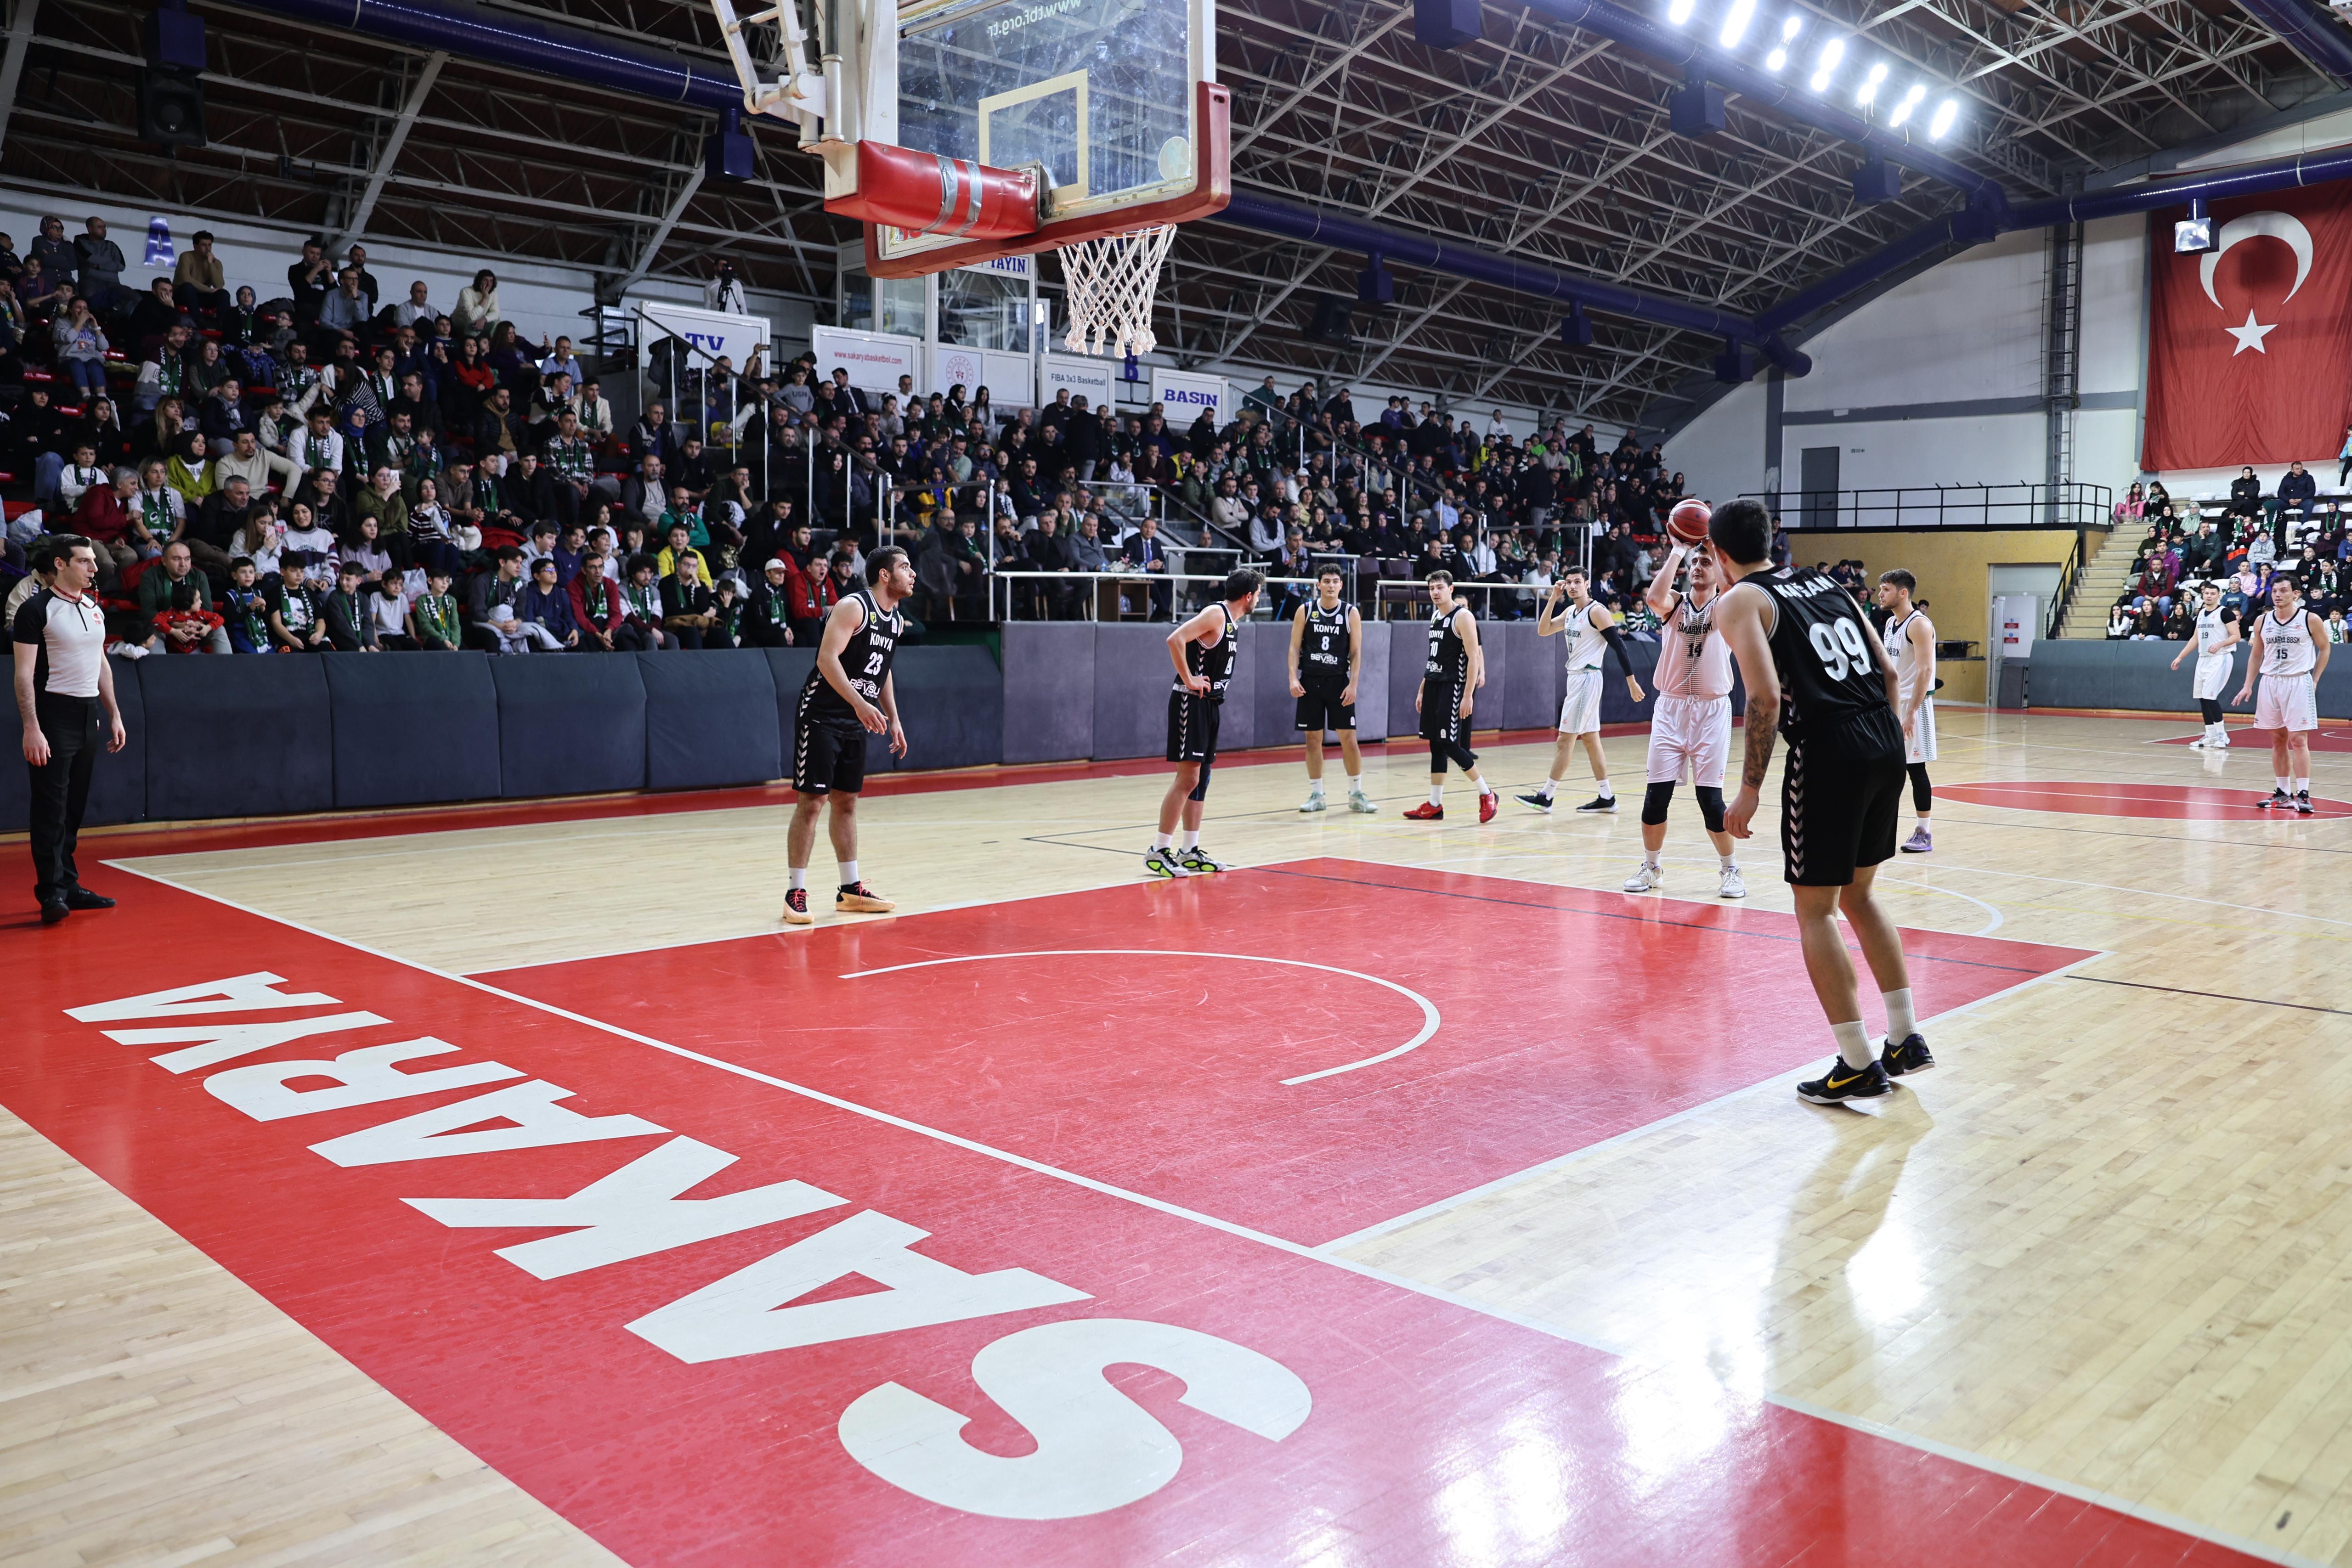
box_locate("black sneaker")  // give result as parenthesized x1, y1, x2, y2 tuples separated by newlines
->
(2259, 789, 2292, 810)
(1514, 790, 1555, 813)
(39, 898, 69, 926)
(2296, 791, 2315, 816)
(1881, 1033, 1935, 1077)
(1574, 794, 1618, 813)
(62, 886, 115, 910)
(1797, 1057, 1895, 1105)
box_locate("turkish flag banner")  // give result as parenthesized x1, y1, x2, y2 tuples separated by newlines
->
(2145, 182, 2352, 471)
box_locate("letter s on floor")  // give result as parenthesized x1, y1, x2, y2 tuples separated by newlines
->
(836, 1318, 1311, 1520)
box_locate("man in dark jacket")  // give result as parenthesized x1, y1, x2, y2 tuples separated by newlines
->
(2273, 460, 2318, 533)
(742, 555, 797, 646)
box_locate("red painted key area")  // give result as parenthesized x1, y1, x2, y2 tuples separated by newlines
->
(497, 859, 2092, 1247)
(1939, 779, 2352, 820)
(0, 865, 2252, 1566)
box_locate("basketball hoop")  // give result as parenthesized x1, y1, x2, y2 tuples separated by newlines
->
(1058, 225, 1177, 358)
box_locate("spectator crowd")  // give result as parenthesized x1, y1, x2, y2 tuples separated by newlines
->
(0, 217, 1736, 657)
(2103, 469, 2352, 644)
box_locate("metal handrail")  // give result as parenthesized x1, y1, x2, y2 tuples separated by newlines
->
(1751, 481, 2115, 531)
(984, 567, 1564, 623)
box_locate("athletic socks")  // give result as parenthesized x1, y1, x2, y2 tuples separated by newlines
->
(1307, 781, 1326, 798)
(789, 867, 807, 891)
(1642, 850, 1661, 869)
(1151, 832, 1172, 851)
(1178, 829, 1199, 852)
(838, 860, 859, 889)
(1883, 987, 1917, 1043)
(2295, 777, 2310, 795)
(1832, 1020, 1875, 1072)
(1542, 776, 1561, 798)
(1719, 853, 1736, 870)
(1428, 786, 1445, 807)
(1479, 779, 1497, 798)
(2278, 776, 2294, 795)
(1595, 781, 1615, 801)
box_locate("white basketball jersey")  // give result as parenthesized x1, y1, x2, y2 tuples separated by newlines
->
(2262, 607, 2317, 677)
(1881, 609, 1934, 706)
(1561, 598, 1605, 671)
(1653, 591, 1733, 699)
(2195, 606, 2233, 660)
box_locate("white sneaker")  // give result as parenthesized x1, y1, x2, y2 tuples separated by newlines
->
(1623, 861, 1663, 893)
(2214, 731, 2231, 749)
(1719, 865, 1747, 899)
(1347, 791, 1378, 814)
(1300, 793, 1328, 813)
(2189, 737, 2208, 750)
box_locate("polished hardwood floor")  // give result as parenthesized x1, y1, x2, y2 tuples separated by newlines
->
(6, 706, 2350, 1566)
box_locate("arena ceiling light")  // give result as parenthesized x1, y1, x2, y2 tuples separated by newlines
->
(1928, 97, 1959, 138)
(1668, 0, 1696, 26)
(1807, 36, 1844, 93)
(1887, 81, 1926, 127)
(1764, 13, 1801, 70)
(1718, 0, 1756, 49)
(1854, 61, 1888, 107)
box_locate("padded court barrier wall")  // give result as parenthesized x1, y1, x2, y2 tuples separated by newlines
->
(323, 652, 502, 809)
(493, 655, 649, 800)
(2025, 640, 2352, 716)
(144, 652, 334, 821)
(1002, 622, 1097, 764)
(0, 654, 147, 835)
(639, 649, 782, 791)
(880, 646, 1004, 774)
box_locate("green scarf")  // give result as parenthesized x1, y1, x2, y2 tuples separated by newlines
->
(416, 592, 460, 647)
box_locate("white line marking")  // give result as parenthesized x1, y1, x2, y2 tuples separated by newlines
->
(841, 949, 1441, 1085)
(1872, 875, 2005, 936)
(101, 866, 2287, 1562)
(1312, 952, 2106, 1254)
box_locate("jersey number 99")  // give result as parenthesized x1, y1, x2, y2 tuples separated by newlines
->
(1807, 619, 1872, 682)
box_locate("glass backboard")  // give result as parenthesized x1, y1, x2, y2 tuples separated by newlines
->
(868, 0, 1221, 274)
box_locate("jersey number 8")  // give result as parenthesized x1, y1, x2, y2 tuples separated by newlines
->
(1807, 618, 1873, 682)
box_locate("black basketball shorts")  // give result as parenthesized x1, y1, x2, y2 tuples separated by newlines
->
(1168, 689, 1221, 764)
(1295, 683, 1356, 732)
(794, 715, 868, 796)
(1780, 742, 1905, 887)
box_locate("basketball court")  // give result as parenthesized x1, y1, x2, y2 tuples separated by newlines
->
(10, 707, 2352, 1566)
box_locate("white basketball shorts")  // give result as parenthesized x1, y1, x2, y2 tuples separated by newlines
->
(2192, 654, 2233, 701)
(1903, 697, 1938, 764)
(1558, 668, 1604, 736)
(2256, 672, 2318, 733)
(1647, 694, 1732, 786)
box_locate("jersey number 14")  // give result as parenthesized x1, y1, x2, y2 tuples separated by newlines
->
(1808, 618, 1872, 682)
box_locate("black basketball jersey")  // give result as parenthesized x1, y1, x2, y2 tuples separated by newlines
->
(1174, 604, 1238, 704)
(803, 588, 902, 722)
(1747, 565, 1903, 758)
(1300, 600, 1350, 687)
(1425, 603, 1468, 684)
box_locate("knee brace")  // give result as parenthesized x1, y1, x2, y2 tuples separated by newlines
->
(1906, 762, 1932, 813)
(2199, 698, 2223, 725)
(1640, 780, 1676, 825)
(1694, 785, 1726, 833)
(1189, 758, 1214, 802)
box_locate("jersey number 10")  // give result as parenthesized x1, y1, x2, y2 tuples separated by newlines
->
(1807, 619, 1872, 682)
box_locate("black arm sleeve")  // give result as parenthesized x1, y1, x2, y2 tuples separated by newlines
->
(1600, 623, 1636, 680)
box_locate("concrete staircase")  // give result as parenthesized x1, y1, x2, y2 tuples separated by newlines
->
(2056, 528, 2133, 638)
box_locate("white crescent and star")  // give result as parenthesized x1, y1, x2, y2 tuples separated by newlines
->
(2200, 210, 2314, 356)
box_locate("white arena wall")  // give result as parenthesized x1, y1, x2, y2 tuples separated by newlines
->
(1670, 214, 2149, 507)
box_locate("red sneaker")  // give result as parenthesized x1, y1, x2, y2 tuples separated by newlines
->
(1402, 801, 1444, 821)
(1478, 790, 1498, 823)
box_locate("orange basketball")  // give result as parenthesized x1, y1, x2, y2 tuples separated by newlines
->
(1667, 498, 1712, 545)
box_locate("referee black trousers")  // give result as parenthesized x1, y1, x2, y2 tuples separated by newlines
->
(28, 693, 99, 903)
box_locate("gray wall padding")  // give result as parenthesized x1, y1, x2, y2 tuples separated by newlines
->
(639, 649, 782, 790)
(1499, 620, 1559, 733)
(142, 652, 333, 821)
(882, 646, 1003, 773)
(1355, 620, 1391, 742)
(2026, 639, 2352, 717)
(0, 655, 147, 832)
(1600, 638, 1664, 725)
(1004, 622, 1097, 763)
(1244, 620, 1295, 749)
(1387, 614, 1429, 737)
(323, 651, 501, 809)
(1088, 623, 1168, 761)
(492, 654, 648, 798)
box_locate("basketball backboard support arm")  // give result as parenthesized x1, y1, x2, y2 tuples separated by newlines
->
(709, 0, 894, 180)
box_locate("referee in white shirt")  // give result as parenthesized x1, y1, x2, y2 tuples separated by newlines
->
(12, 535, 126, 925)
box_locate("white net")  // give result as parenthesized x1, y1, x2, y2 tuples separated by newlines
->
(1057, 225, 1177, 358)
